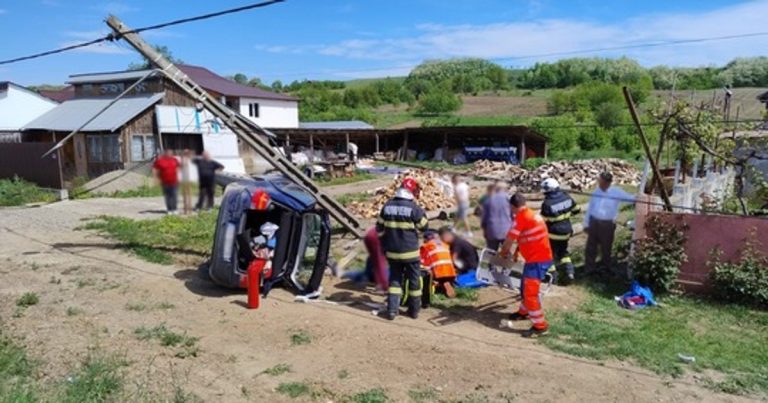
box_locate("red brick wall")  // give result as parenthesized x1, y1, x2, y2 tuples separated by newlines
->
(649, 212, 768, 292)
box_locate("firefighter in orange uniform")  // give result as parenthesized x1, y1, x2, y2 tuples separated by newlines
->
(420, 230, 457, 298)
(499, 192, 554, 338)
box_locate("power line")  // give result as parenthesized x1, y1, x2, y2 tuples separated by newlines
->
(0, 0, 286, 66)
(0, 38, 111, 66)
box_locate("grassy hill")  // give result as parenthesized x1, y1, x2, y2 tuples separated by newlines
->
(362, 84, 766, 128)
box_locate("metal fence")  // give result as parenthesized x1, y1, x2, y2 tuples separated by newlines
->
(0, 143, 63, 189)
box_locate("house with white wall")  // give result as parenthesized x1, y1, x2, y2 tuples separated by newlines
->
(177, 65, 299, 129)
(0, 82, 58, 138)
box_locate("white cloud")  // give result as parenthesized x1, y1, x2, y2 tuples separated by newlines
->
(295, 0, 768, 67)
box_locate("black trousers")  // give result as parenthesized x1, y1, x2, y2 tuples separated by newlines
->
(585, 219, 616, 271)
(387, 259, 422, 315)
(550, 237, 575, 275)
(162, 185, 178, 212)
(196, 182, 215, 210)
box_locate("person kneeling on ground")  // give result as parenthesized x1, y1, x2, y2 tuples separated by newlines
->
(438, 226, 478, 275)
(499, 193, 554, 338)
(421, 229, 457, 298)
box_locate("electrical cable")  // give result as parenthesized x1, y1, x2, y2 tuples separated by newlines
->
(0, 0, 286, 66)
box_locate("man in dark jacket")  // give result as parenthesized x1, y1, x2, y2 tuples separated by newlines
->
(376, 177, 428, 320)
(439, 226, 478, 274)
(193, 151, 224, 211)
(540, 178, 580, 283)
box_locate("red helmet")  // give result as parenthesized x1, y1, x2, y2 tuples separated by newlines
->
(401, 177, 420, 193)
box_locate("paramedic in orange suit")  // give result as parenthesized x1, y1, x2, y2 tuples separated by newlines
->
(420, 230, 457, 298)
(499, 192, 554, 338)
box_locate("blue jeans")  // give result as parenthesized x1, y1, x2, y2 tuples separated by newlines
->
(162, 185, 178, 212)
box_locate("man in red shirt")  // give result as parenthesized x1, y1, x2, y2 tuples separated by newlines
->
(500, 193, 554, 338)
(152, 149, 180, 215)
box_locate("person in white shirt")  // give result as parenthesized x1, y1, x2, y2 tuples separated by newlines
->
(583, 171, 636, 273)
(452, 175, 472, 236)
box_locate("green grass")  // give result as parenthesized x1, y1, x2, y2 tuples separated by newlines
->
(290, 330, 312, 346)
(350, 388, 388, 403)
(0, 178, 55, 207)
(432, 287, 479, 309)
(336, 191, 371, 206)
(134, 325, 199, 358)
(543, 287, 768, 396)
(0, 332, 37, 402)
(125, 302, 146, 312)
(15, 293, 39, 308)
(276, 382, 311, 398)
(408, 386, 438, 402)
(66, 307, 84, 317)
(60, 353, 126, 403)
(262, 363, 292, 376)
(317, 172, 377, 187)
(83, 211, 217, 265)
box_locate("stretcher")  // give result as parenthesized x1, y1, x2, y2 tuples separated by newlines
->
(475, 248, 554, 295)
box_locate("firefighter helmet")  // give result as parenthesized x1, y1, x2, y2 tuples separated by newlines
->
(401, 177, 420, 193)
(540, 178, 560, 193)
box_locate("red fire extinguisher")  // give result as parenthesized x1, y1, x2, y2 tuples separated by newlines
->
(246, 258, 267, 309)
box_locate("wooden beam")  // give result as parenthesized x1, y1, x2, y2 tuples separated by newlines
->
(623, 86, 672, 211)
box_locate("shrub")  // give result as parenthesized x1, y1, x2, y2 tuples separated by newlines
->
(416, 86, 462, 115)
(522, 157, 548, 170)
(577, 127, 610, 151)
(709, 231, 768, 307)
(631, 215, 688, 293)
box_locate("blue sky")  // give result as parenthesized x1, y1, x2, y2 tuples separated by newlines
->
(1, 0, 768, 86)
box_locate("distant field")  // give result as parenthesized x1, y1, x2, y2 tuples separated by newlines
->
(345, 76, 406, 89)
(359, 79, 766, 128)
(652, 87, 765, 120)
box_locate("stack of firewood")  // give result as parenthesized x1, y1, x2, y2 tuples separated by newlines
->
(348, 169, 455, 218)
(471, 158, 641, 192)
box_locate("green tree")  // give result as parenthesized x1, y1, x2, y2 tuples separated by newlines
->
(271, 80, 284, 92)
(577, 127, 610, 151)
(128, 45, 183, 70)
(231, 73, 248, 84)
(417, 85, 462, 115)
(529, 116, 579, 153)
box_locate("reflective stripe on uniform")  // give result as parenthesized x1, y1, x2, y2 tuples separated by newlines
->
(560, 256, 572, 264)
(386, 250, 420, 260)
(548, 233, 571, 241)
(544, 212, 571, 222)
(381, 221, 416, 230)
(409, 289, 422, 297)
(417, 216, 428, 228)
(388, 287, 402, 295)
(429, 259, 454, 268)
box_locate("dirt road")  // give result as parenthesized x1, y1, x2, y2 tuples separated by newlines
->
(0, 198, 754, 402)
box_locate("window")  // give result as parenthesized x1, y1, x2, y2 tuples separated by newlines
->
(248, 103, 260, 118)
(130, 135, 156, 162)
(87, 134, 120, 163)
(291, 213, 323, 291)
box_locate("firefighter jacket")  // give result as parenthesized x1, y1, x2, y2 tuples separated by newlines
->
(420, 239, 456, 280)
(376, 189, 428, 262)
(507, 206, 553, 263)
(540, 190, 579, 240)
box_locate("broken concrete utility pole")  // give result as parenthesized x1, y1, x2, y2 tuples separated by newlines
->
(622, 86, 673, 212)
(105, 14, 364, 238)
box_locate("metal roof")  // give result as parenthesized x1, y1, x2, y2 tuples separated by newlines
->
(299, 120, 374, 130)
(68, 70, 151, 84)
(177, 65, 299, 102)
(23, 93, 165, 132)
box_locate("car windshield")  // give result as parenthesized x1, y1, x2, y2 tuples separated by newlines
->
(291, 213, 322, 291)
